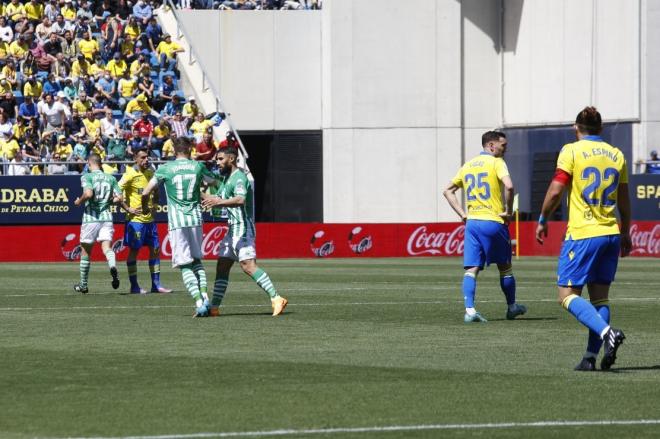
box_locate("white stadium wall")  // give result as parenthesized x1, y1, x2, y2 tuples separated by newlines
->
(176, 0, 655, 223)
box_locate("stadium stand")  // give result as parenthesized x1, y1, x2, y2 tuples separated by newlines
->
(176, 0, 321, 10)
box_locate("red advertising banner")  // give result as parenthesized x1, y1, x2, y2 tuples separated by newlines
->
(0, 221, 658, 262)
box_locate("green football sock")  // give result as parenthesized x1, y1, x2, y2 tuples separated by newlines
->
(79, 255, 91, 288)
(192, 259, 208, 300)
(251, 268, 278, 299)
(104, 249, 116, 269)
(212, 275, 229, 306)
(181, 264, 202, 306)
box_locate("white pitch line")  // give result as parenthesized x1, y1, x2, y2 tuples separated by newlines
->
(51, 419, 660, 439)
(1, 296, 659, 312)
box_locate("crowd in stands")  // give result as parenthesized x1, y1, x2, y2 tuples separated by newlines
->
(176, 0, 321, 10)
(0, 0, 239, 176)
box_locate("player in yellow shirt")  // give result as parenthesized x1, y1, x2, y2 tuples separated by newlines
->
(536, 107, 631, 371)
(444, 130, 526, 323)
(118, 149, 172, 294)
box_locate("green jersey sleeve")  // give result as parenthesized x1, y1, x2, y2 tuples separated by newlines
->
(81, 173, 93, 190)
(154, 164, 169, 182)
(233, 173, 248, 197)
(111, 175, 122, 196)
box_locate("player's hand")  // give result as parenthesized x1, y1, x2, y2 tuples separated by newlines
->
(620, 232, 632, 257)
(535, 223, 548, 244)
(74, 197, 81, 206)
(499, 211, 512, 224)
(128, 207, 142, 215)
(201, 196, 221, 208)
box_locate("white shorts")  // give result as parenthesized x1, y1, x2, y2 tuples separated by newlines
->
(80, 222, 114, 244)
(170, 226, 203, 268)
(219, 233, 257, 262)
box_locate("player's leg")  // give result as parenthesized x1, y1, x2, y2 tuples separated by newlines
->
(191, 258, 208, 304)
(210, 257, 233, 316)
(124, 222, 146, 294)
(462, 220, 486, 322)
(147, 223, 171, 293)
(239, 258, 288, 316)
(98, 222, 119, 289)
(75, 242, 94, 294)
(236, 236, 287, 316)
(497, 262, 526, 320)
(575, 283, 610, 371)
(171, 228, 207, 316)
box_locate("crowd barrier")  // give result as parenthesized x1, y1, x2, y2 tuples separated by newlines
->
(0, 221, 657, 262)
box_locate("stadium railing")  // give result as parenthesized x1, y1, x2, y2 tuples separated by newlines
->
(634, 160, 660, 174)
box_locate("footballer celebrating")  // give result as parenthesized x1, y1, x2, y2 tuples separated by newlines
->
(536, 107, 632, 371)
(118, 149, 172, 294)
(73, 153, 123, 294)
(142, 137, 217, 317)
(443, 131, 527, 323)
(202, 147, 288, 317)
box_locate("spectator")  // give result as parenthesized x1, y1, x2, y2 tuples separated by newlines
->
(151, 118, 169, 157)
(117, 70, 138, 109)
(7, 150, 29, 175)
(124, 16, 141, 43)
(52, 14, 75, 37)
(73, 89, 93, 114)
(6, 0, 27, 25)
(145, 17, 162, 53)
(53, 134, 73, 160)
(137, 74, 154, 100)
(0, 17, 13, 43)
(162, 93, 183, 120)
(44, 0, 60, 23)
(41, 93, 67, 132)
(47, 151, 68, 174)
(0, 76, 12, 95)
(133, 0, 153, 26)
(65, 108, 85, 137)
(2, 60, 18, 90)
(96, 72, 116, 106)
(124, 93, 152, 121)
(51, 53, 70, 80)
(0, 92, 18, 120)
(115, 0, 132, 21)
(190, 112, 212, 143)
(182, 95, 199, 118)
(100, 110, 119, 139)
(78, 30, 99, 61)
(194, 131, 216, 161)
(646, 150, 660, 174)
(18, 95, 38, 123)
(161, 131, 176, 159)
(76, 1, 94, 23)
(130, 51, 151, 78)
(43, 32, 62, 57)
(61, 30, 78, 59)
(106, 130, 127, 162)
(168, 111, 188, 138)
(219, 130, 239, 149)
(0, 131, 20, 161)
(71, 54, 92, 79)
(9, 34, 29, 62)
(132, 112, 153, 148)
(156, 34, 184, 72)
(83, 109, 101, 141)
(35, 17, 53, 43)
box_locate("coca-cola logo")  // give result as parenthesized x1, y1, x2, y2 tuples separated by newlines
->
(348, 226, 373, 254)
(310, 230, 334, 257)
(630, 224, 660, 256)
(60, 233, 126, 261)
(406, 225, 465, 256)
(161, 225, 229, 258)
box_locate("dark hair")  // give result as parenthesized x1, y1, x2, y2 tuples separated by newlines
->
(575, 106, 602, 135)
(88, 153, 102, 166)
(222, 147, 239, 158)
(481, 130, 506, 147)
(173, 136, 193, 155)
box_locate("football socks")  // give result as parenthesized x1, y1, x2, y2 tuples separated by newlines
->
(181, 264, 203, 307)
(79, 255, 90, 288)
(499, 268, 516, 306)
(212, 275, 229, 307)
(586, 299, 610, 357)
(127, 259, 139, 290)
(149, 258, 161, 289)
(562, 294, 609, 338)
(192, 259, 208, 301)
(104, 249, 116, 269)
(252, 268, 278, 299)
(462, 272, 477, 309)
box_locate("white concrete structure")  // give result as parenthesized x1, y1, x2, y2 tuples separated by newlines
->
(172, 0, 656, 223)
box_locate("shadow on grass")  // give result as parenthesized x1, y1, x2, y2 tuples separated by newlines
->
(611, 365, 660, 373)
(488, 317, 559, 322)
(210, 311, 293, 318)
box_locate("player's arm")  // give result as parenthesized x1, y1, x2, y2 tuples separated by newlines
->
(141, 176, 159, 214)
(617, 183, 632, 257)
(500, 175, 514, 222)
(202, 195, 244, 208)
(74, 188, 93, 206)
(442, 181, 467, 222)
(535, 170, 570, 244)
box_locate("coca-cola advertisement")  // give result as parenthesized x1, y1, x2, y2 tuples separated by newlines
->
(0, 222, 657, 262)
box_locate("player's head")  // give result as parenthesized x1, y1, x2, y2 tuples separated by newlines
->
(575, 106, 602, 137)
(173, 136, 193, 158)
(134, 148, 149, 170)
(87, 153, 102, 170)
(482, 130, 507, 157)
(216, 147, 238, 173)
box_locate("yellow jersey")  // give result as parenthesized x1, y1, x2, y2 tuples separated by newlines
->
(61, 5, 76, 20)
(78, 39, 99, 60)
(162, 139, 174, 158)
(25, 2, 44, 21)
(83, 118, 101, 139)
(452, 152, 509, 224)
(0, 41, 10, 58)
(23, 81, 42, 97)
(6, 3, 25, 21)
(0, 139, 20, 160)
(106, 59, 128, 79)
(73, 99, 92, 114)
(118, 165, 156, 223)
(125, 99, 151, 115)
(9, 41, 28, 58)
(156, 41, 181, 59)
(556, 136, 628, 240)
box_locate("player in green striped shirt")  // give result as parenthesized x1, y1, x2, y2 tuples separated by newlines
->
(73, 153, 123, 294)
(202, 147, 288, 317)
(141, 137, 218, 317)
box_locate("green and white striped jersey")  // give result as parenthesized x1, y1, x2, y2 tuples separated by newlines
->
(154, 158, 217, 230)
(80, 170, 121, 223)
(220, 169, 255, 238)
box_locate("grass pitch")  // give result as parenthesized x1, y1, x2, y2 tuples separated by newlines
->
(1, 257, 660, 439)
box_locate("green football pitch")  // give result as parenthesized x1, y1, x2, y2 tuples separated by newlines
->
(1, 257, 660, 439)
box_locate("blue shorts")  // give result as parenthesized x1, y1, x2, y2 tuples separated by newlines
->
(123, 222, 160, 250)
(557, 235, 620, 288)
(463, 219, 512, 269)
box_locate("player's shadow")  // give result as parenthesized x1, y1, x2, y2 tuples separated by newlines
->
(488, 317, 558, 322)
(610, 365, 660, 373)
(213, 311, 293, 318)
